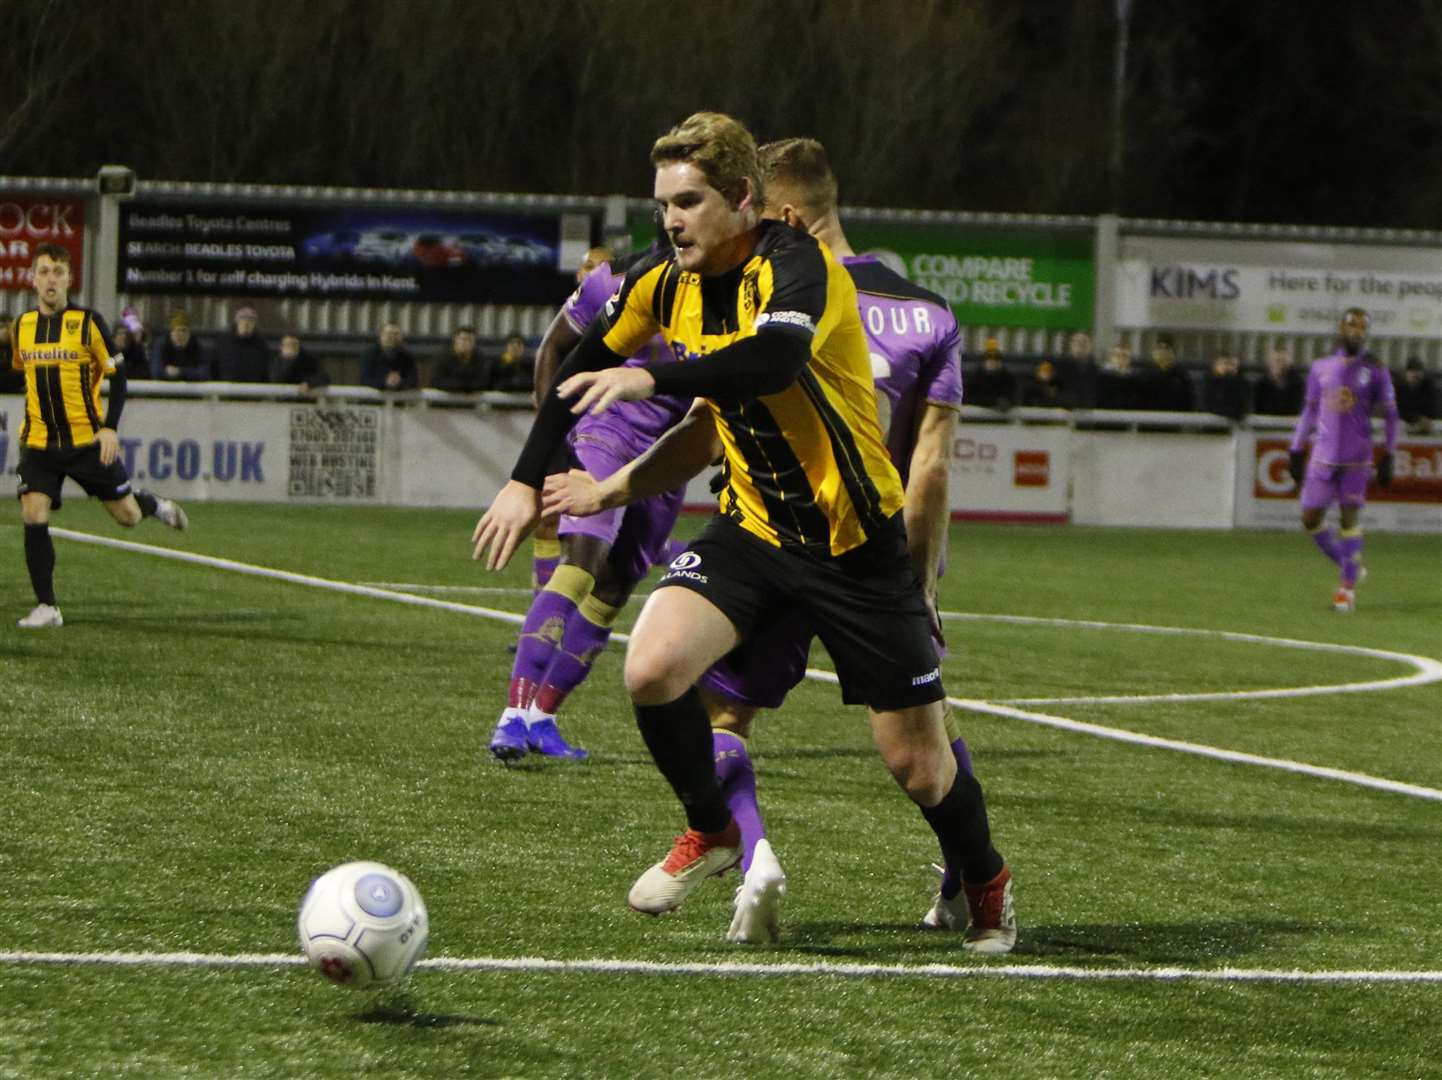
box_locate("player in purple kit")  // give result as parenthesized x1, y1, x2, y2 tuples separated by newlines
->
(1287, 307, 1398, 612)
(488, 246, 694, 760)
(523, 245, 623, 600)
(544, 138, 1009, 950)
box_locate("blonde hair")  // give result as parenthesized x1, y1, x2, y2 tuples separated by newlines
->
(757, 138, 838, 219)
(651, 112, 763, 208)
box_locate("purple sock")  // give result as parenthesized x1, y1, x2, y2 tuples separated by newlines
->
(535, 609, 613, 715)
(1337, 532, 1363, 588)
(508, 590, 574, 708)
(713, 730, 765, 871)
(950, 737, 974, 779)
(1311, 527, 1344, 568)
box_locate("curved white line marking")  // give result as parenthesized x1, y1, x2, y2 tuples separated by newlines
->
(46, 529, 1442, 800)
(3, 949, 1440, 984)
(939, 612, 1442, 705)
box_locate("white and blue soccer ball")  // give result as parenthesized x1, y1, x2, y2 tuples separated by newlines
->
(297, 861, 428, 990)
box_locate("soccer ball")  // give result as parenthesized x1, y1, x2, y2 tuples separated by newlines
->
(297, 861, 429, 989)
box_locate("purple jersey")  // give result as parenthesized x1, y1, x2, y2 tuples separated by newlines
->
(1289, 350, 1399, 467)
(843, 256, 963, 484)
(562, 260, 691, 447)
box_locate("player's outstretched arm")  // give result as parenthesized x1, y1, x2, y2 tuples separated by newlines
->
(543, 399, 718, 518)
(472, 480, 542, 570)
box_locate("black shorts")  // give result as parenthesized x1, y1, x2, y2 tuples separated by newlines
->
(660, 513, 944, 711)
(17, 444, 133, 510)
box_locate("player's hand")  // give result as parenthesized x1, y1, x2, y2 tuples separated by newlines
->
(1287, 450, 1306, 487)
(542, 469, 608, 518)
(556, 367, 656, 416)
(96, 427, 120, 466)
(471, 480, 541, 570)
(1377, 452, 1394, 487)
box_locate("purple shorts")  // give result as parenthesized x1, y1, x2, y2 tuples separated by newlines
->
(1300, 462, 1371, 511)
(560, 432, 683, 583)
(697, 607, 950, 710)
(698, 608, 814, 709)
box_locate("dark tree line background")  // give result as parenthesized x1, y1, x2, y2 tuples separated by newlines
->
(5, 0, 1442, 229)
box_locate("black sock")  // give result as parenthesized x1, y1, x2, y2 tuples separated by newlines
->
(634, 687, 731, 833)
(919, 768, 1004, 892)
(134, 490, 159, 517)
(24, 523, 57, 606)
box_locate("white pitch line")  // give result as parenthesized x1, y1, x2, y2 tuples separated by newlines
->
(46, 528, 526, 627)
(942, 612, 1442, 705)
(359, 583, 536, 596)
(3, 949, 1441, 985)
(948, 697, 1442, 802)
(44, 528, 1442, 801)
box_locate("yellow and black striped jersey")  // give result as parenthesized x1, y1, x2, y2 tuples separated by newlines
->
(602, 220, 904, 556)
(12, 306, 118, 450)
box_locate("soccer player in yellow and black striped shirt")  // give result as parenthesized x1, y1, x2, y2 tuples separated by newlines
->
(473, 112, 1009, 944)
(12, 243, 188, 629)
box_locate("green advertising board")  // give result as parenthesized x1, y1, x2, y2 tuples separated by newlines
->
(843, 222, 1093, 330)
(626, 209, 1094, 331)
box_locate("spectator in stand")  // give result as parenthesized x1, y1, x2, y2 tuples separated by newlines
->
(966, 337, 1017, 410)
(153, 312, 210, 380)
(431, 326, 489, 393)
(0, 312, 23, 393)
(215, 305, 272, 383)
(1136, 334, 1194, 411)
(1096, 342, 1139, 409)
(1062, 329, 1099, 407)
(272, 333, 330, 392)
(360, 321, 419, 390)
(1396, 356, 1437, 434)
(488, 333, 535, 394)
(1202, 349, 1246, 421)
(113, 308, 150, 378)
(1021, 357, 1069, 408)
(1253, 344, 1305, 416)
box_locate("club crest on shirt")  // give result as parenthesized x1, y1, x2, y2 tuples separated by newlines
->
(65, 318, 81, 334)
(1325, 386, 1356, 412)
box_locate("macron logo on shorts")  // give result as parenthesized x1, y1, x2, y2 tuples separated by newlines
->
(661, 550, 708, 585)
(911, 667, 941, 687)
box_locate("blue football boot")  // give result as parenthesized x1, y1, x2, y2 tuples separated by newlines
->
(489, 710, 530, 763)
(525, 714, 589, 760)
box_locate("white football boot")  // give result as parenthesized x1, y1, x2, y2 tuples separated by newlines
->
(923, 863, 1017, 956)
(628, 822, 741, 915)
(726, 839, 786, 944)
(17, 603, 63, 629)
(154, 496, 188, 531)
